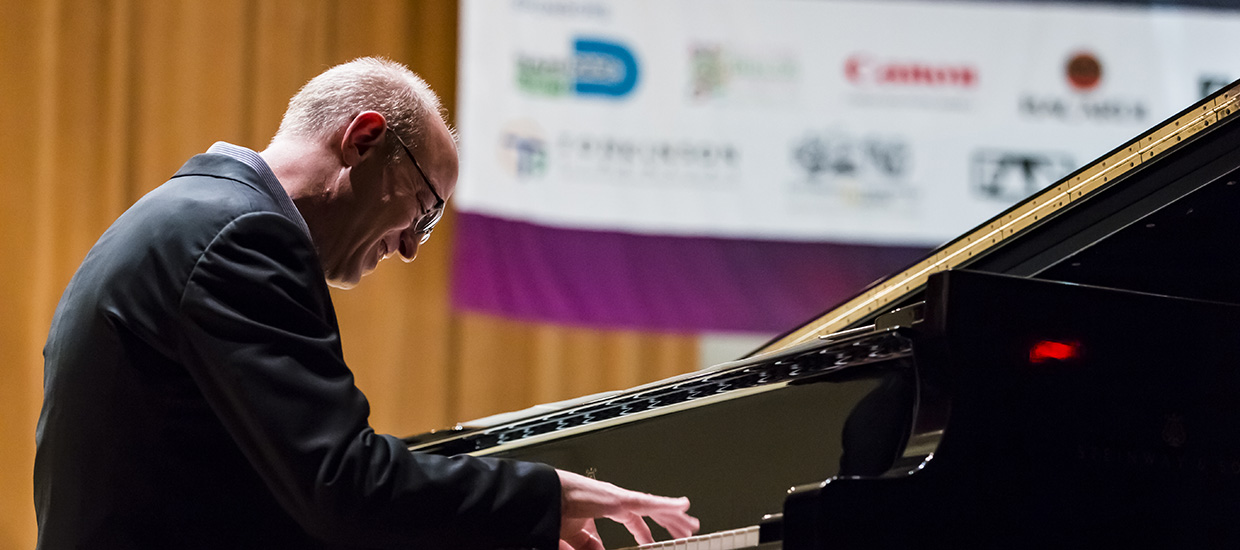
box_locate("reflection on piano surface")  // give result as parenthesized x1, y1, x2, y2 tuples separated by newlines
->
(408, 82, 1240, 548)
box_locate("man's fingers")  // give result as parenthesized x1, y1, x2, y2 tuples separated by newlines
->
(626, 495, 697, 540)
(561, 519, 605, 550)
(600, 496, 698, 546)
(618, 513, 655, 545)
(629, 493, 691, 513)
(653, 497, 699, 540)
(560, 532, 605, 550)
(651, 509, 700, 540)
(582, 531, 606, 550)
(558, 469, 701, 548)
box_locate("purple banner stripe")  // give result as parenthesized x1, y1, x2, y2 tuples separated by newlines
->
(452, 213, 928, 333)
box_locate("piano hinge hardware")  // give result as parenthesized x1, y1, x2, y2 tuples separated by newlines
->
(873, 302, 925, 332)
(816, 324, 875, 342)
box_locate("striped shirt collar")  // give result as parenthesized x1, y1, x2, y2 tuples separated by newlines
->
(206, 141, 312, 239)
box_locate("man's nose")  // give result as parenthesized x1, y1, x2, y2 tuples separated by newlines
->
(397, 230, 421, 263)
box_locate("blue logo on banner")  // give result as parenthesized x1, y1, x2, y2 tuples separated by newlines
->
(516, 37, 639, 99)
(573, 39, 638, 97)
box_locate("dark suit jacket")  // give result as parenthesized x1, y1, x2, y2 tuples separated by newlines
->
(35, 153, 561, 549)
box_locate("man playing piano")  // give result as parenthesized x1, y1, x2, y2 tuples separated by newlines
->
(34, 57, 698, 550)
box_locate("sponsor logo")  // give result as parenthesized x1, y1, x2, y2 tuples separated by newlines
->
(790, 130, 914, 207)
(689, 44, 799, 104)
(497, 122, 740, 185)
(794, 132, 909, 181)
(841, 53, 979, 111)
(516, 38, 639, 99)
(1018, 51, 1147, 123)
(1019, 96, 1146, 121)
(498, 120, 549, 179)
(1199, 74, 1232, 99)
(844, 54, 977, 88)
(555, 133, 741, 185)
(970, 150, 1075, 202)
(1065, 51, 1102, 91)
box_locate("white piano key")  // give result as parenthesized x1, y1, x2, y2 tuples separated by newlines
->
(743, 527, 760, 548)
(619, 525, 762, 550)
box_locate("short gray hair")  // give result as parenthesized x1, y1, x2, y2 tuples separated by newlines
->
(276, 57, 442, 162)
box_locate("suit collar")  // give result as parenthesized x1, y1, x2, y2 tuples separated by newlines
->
(173, 147, 312, 240)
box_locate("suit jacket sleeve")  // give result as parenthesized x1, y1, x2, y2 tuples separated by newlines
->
(174, 211, 561, 549)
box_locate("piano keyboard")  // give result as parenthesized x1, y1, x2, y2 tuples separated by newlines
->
(618, 525, 763, 550)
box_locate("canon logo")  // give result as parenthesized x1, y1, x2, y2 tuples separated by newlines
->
(844, 54, 977, 88)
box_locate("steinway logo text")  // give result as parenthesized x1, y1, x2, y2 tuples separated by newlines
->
(1077, 444, 1240, 478)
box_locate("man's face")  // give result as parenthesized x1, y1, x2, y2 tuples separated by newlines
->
(324, 118, 458, 288)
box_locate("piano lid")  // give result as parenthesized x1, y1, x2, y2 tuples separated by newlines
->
(757, 80, 1240, 356)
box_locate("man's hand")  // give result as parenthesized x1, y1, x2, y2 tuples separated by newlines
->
(557, 469, 700, 550)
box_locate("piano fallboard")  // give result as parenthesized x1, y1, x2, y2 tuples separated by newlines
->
(411, 326, 933, 541)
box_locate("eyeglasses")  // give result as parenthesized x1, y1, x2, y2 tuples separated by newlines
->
(390, 127, 446, 245)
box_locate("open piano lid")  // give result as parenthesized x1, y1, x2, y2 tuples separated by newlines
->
(757, 79, 1240, 356)
(410, 79, 1240, 449)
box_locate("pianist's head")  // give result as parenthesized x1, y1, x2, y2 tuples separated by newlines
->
(261, 57, 460, 289)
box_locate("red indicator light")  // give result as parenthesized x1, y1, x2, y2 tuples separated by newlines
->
(1029, 340, 1080, 363)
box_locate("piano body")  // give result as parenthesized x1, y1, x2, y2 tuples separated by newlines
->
(408, 82, 1240, 547)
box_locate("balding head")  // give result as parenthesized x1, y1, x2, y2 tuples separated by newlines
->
(275, 57, 445, 163)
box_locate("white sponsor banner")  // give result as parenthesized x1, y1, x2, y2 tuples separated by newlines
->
(456, 0, 1240, 245)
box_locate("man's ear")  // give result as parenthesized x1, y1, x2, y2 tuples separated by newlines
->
(340, 111, 387, 167)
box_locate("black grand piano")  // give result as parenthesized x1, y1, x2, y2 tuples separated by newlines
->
(408, 82, 1240, 548)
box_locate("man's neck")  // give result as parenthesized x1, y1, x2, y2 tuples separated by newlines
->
(260, 139, 338, 200)
(258, 138, 347, 249)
